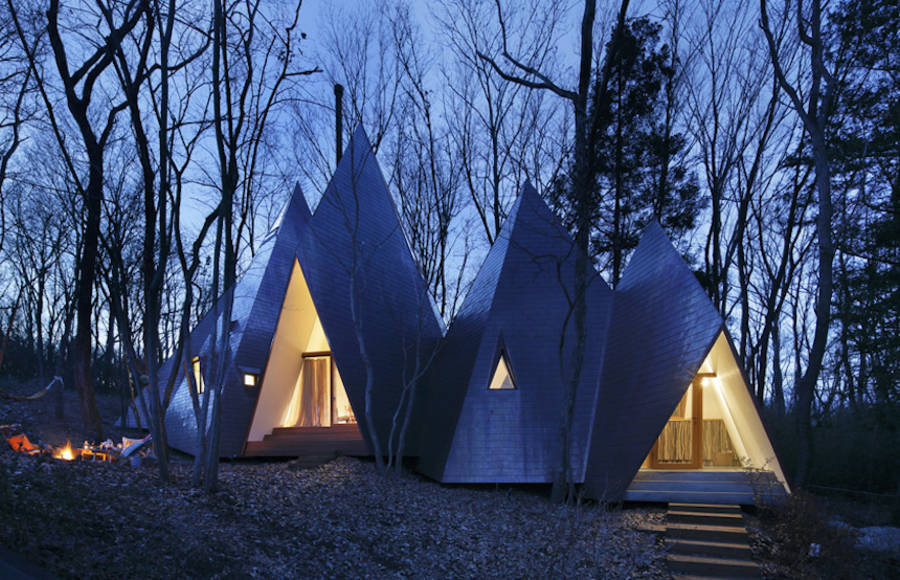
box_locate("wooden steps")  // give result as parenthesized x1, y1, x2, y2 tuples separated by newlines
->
(665, 503, 760, 579)
(286, 454, 342, 469)
(244, 424, 369, 457)
(668, 538, 753, 560)
(625, 470, 786, 505)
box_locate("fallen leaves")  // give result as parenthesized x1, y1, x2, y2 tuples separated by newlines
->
(0, 451, 668, 578)
(0, 383, 668, 578)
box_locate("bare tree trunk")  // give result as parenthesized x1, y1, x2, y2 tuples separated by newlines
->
(761, 0, 835, 487)
(111, 0, 174, 484)
(0, 291, 21, 372)
(771, 320, 785, 415)
(55, 294, 76, 420)
(553, 0, 596, 504)
(476, 0, 631, 503)
(72, 165, 104, 440)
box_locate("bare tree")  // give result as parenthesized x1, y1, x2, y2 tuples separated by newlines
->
(436, 0, 565, 246)
(289, 2, 401, 198)
(387, 4, 461, 317)
(105, 0, 217, 485)
(745, 143, 815, 406)
(8, 190, 69, 385)
(385, 268, 444, 473)
(476, 0, 632, 502)
(0, 2, 40, 375)
(760, 0, 837, 486)
(201, 0, 315, 492)
(0, 3, 34, 263)
(680, 0, 780, 320)
(10, 0, 146, 439)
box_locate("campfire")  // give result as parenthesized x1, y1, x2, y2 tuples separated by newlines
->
(3, 424, 152, 464)
(54, 440, 75, 461)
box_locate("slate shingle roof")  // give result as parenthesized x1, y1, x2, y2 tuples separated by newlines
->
(419, 183, 613, 483)
(124, 130, 782, 503)
(298, 127, 444, 456)
(582, 221, 724, 499)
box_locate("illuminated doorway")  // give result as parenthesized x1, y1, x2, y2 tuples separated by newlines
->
(290, 352, 356, 427)
(647, 372, 740, 469)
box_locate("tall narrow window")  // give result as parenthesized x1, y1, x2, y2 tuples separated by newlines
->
(488, 351, 517, 390)
(192, 356, 205, 394)
(297, 354, 332, 427)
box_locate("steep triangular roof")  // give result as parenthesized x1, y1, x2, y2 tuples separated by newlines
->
(131, 127, 443, 458)
(296, 126, 444, 456)
(583, 221, 724, 499)
(415, 190, 522, 479)
(419, 183, 613, 482)
(127, 183, 314, 456)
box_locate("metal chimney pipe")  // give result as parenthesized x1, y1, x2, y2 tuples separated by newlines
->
(334, 83, 344, 164)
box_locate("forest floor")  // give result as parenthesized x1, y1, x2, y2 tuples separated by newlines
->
(2, 380, 898, 579)
(0, 380, 669, 578)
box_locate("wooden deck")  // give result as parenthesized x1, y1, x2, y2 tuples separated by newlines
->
(243, 424, 369, 457)
(624, 469, 786, 506)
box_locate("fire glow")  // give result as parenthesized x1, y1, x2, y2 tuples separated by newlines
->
(55, 441, 75, 461)
(6, 428, 148, 463)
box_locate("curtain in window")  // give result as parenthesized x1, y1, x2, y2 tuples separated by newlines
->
(657, 420, 692, 463)
(297, 356, 330, 427)
(703, 419, 737, 466)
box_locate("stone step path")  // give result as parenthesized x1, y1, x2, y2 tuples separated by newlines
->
(665, 503, 761, 579)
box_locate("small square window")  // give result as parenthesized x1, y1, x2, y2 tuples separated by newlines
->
(243, 373, 259, 388)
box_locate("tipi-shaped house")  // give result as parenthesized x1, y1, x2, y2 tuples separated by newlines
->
(416, 187, 787, 503)
(126, 128, 788, 504)
(418, 183, 612, 484)
(584, 223, 788, 502)
(126, 127, 443, 459)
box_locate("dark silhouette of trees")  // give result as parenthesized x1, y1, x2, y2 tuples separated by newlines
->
(587, 16, 702, 287)
(10, 0, 145, 439)
(760, 0, 838, 486)
(829, 0, 898, 416)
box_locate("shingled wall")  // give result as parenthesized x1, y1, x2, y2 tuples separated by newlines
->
(130, 128, 443, 459)
(424, 184, 612, 483)
(296, 128, 444, 457)
(582, 222, 723, 500)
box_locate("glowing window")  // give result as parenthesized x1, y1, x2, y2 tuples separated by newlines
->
(243, 373, 259, 388)
(192, 356, 205, 394)
(488, 351, 517, 390)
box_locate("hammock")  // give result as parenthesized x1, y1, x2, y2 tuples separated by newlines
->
(0, 376, 62, 401)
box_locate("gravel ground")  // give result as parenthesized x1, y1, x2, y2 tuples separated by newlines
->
(1, 383, 668, 579)
(0, 454, 668, 579)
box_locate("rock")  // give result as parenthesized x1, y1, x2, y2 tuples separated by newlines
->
(856, 526, 900, 553)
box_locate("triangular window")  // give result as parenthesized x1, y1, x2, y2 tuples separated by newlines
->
(488, 351, 517, 390)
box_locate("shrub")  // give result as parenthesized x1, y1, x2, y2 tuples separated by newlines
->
(758, 491, 858, 579)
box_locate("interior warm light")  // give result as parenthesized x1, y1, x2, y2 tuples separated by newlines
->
(243, 373, 258, 387)
(488, 352, 516, 390)
(192, 356, 205, 394)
